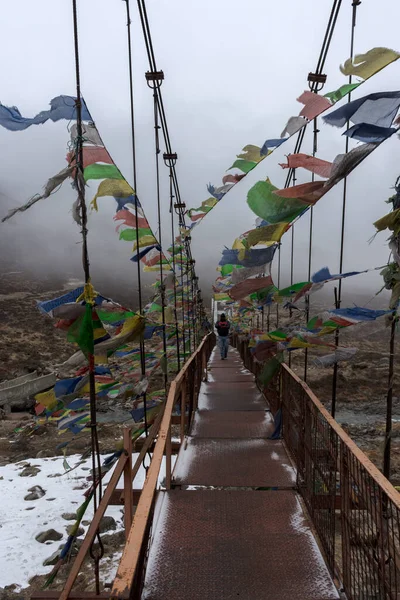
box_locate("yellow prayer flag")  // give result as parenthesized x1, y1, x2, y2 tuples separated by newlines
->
(35, 388, 57, 410)
(94, 354, 108, 365)
(91, 179, 135, 211)
(340, 47, 400, 80)
(245, 223, 287, 248)
(132, 235, 158, 251)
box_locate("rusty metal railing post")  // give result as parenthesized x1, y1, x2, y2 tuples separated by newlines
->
(123, 427, 133, 538)
(340, 441, 351, 595)
(180, 377, 186, 442)
(165, 423, 172, 490)
(202, 345, 207, 382)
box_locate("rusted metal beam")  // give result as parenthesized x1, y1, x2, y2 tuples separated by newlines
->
(165, 423, 172, 490)
(123, 428, 133, 537)
(32, 593, 110, 599)
(111, 380, 178, 598)
(180, 380, 186, 442)
(108, 489, 143, 506)
(58, 414, 163, 600)
(133, 438, 180, 454)
(58, 452, 128, 600)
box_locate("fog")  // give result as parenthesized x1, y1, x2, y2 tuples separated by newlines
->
(0, 0, 399, 309)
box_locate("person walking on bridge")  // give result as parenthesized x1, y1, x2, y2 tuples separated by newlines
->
(215, 313, 230, 360)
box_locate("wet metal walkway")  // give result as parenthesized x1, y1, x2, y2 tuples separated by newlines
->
(141, 347, 339, 599)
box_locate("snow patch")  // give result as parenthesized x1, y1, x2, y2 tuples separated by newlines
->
(0, 454, 173, 589)
(290, 496, 339, 598)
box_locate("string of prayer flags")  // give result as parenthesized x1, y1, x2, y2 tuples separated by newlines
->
(1, 165, 74, 223)
(184, 46, 400, 236)
(313, 348, 358, 368)
(0, 95, 91, 131)
(307, 307, 390, 335)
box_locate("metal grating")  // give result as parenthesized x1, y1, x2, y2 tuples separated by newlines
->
(190, 409, 274, 439)
(142, 490, 339, 600)
(172, 437, 296, 488)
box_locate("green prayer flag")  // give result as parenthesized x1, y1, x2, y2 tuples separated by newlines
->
(160, 354, 168, 375)
(256, 285, 275, 301)
(247, 179, 306, 223)
(258, 354, 284, 387)
(229, 159, 257, 174)
(84, 163, 123, 182)
(96, 309, 136, 323)
(324, 82, 360, 103)
(148, 302, 163, 313)
(307, 316, 319, 330)
(119, 227, 136, 242)
(67, 304, 94, 356)
(221, 264, 241, 276)
(278, 282, 310, 297)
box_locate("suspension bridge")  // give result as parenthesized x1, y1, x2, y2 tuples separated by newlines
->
(1, 0, 400, 598)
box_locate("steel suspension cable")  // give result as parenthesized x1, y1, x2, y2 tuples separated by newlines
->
(150, 82, 169, 389)
(304, 116, 319, 382)
(123, 0, 150, 446)
(331, 0, 361, 418)
(136, 0, 203, 321)
(71, 0, 103, 592)
(168, 166, 181, 371)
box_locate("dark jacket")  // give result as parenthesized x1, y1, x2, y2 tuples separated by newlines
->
(215, 320, 230, 337)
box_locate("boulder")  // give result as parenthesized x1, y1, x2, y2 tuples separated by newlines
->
(24, 485, 46, 500)
(20, 465, 40, 477)
(36, 449, 53, 459)
(43, 546, 64, 566)
(35, 529, 63, 544)
(99, 516, 117, 534)
(61, 512, 77, 521)
(66, 525, 84, 537)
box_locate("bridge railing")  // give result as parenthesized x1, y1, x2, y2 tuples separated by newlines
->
(31, 332, 215, 600)
(234, 334, 400, 600)
(108, 331, 215, 600)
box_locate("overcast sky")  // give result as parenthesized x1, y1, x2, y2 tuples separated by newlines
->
(0, 0, 399, 307)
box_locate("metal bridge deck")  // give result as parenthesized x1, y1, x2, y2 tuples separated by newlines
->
(141, 347, 339, 599)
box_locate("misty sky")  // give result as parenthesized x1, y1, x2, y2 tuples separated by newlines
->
(0, 0, 399, 308)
